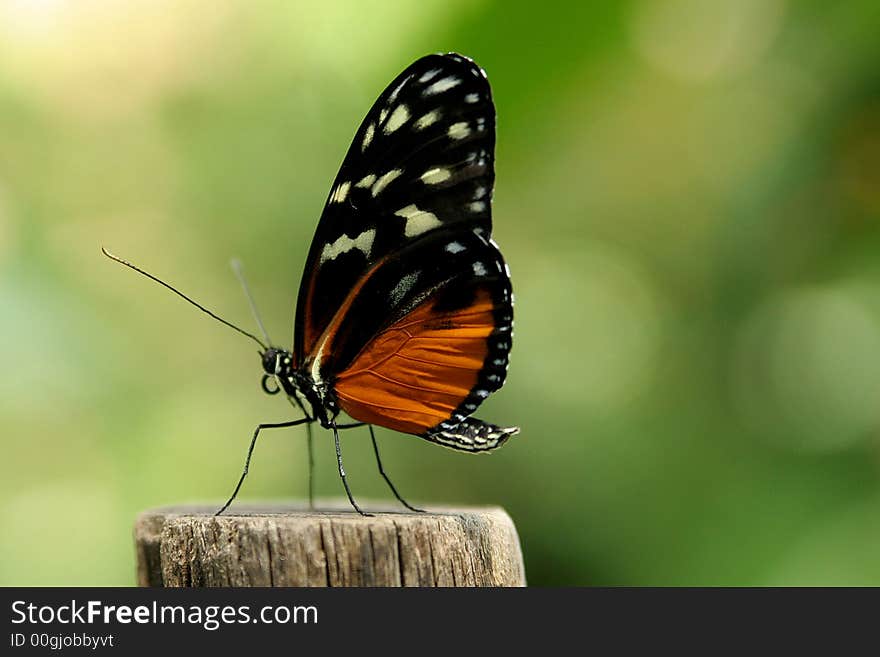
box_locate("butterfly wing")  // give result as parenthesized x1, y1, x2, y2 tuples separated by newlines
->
(293, 53, 496, 365)
(293, 52, 515, 448)
(307, 228, 516, 450)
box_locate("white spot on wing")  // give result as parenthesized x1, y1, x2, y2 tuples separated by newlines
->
(355, 173, 376, 188)
(448, 122, 471, 140)
(423, 76, 461, 96)
(389, 271, 420, 306)
(379, 108, 388, 124)
(469, 201, 486, 213)
(362, 123, 374, 151)
(445, 241, 466, 254)
(465, 93, 479, 104)
(331, 181, 351, 204)
(420, 167, 451, 185)
(384, 104, 409, 134)
(387, 77, 409, 103)
(472, 261, 487, 276)
(419, 68, 441, 83)
(414, 110, 440, 131)
(320, 229, 376, 263)
(395, 204, 442, 237)
(371, 169, 403, 197)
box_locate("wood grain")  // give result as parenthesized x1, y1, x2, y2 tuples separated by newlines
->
(134, 501, 526, 587)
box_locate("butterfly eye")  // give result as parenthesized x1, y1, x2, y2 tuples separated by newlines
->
(261, 348, 278, 374)
(261, 374, 280, 395)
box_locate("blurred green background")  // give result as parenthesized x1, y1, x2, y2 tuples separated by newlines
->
(2, 0, 880, 586)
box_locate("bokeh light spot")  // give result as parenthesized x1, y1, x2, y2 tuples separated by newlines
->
(733, 283, 880, 451)
(631, 0, 787, 81)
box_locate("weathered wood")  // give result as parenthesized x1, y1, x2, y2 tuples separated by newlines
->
(134, 501, 526, 587)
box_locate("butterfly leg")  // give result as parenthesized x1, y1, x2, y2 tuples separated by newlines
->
(216, 417, 312, 516)
(331, 421, 373, 517)
(369, 425, 424, 513)
(307, 422, 363, 510)
(285, 392, 319, 510)
(306, 421, 315, 511)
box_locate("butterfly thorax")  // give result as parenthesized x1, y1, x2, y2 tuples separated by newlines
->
(261, 347, 338, 427)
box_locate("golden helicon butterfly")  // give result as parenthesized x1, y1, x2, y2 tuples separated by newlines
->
(105, 53, 517, 515)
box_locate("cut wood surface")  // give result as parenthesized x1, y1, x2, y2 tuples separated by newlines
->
(134, 501, 526, 587)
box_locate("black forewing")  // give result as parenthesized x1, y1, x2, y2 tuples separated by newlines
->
(293, 53, 496, 364)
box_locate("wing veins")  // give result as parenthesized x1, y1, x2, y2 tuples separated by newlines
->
(336, 389, 449, 415)
(393, 352, 480, 371)
(352, 369, 468, 397)
(389, 307, 494, 331)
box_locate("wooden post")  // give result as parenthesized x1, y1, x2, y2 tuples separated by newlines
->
(134, 501, 526, 587)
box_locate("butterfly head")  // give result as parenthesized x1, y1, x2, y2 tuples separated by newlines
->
(261, 347, 287, 376)
(259, 347, 296, 395)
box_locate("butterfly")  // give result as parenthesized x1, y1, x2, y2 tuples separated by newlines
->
(104, 52, 517, 515)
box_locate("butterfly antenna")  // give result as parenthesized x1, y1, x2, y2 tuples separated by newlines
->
(230, 258, 273, 348)
(101, 247, 268, 351)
